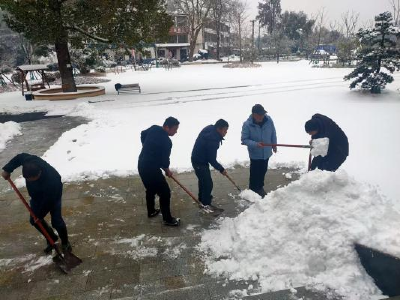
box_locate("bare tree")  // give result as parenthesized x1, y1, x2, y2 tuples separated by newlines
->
(335, 11, 360, 66)
(172, 0, 213, 61)
(211, 0, 232, 60)
(229, 0, 248, 62)
(315, 7, 327, 47)
(329, 20, 343, 34)
(341, 10, 359, 38)
(389, 0, 400, 25)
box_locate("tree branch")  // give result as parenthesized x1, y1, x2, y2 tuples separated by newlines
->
(66, 25, 112, 43)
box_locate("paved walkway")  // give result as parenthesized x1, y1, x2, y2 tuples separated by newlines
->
(0, 115, 394, 300)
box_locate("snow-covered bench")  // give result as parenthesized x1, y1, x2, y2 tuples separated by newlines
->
(115, 83, 141, 95)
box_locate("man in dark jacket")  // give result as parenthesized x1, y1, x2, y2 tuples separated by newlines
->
(191, 119, 228, 210)
(138, 117, 180, 226)
(1, 153, 71, 253)
(305, 114, 349, 171)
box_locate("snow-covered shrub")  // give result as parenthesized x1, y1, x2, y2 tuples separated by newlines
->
(11, 72, 23, 84)
(344, 12, 400, 94)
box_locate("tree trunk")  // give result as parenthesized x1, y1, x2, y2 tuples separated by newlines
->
(189, 27, 202, 62)
(239, 19, 242, 63)
(55, 40, 77, 92)
(216, 21, 221, 60)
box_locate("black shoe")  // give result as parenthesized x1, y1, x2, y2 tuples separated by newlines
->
(148, 209, 161, 218)
(44, 244, 54, 255)
(252, 188, 266, 198)
(62, 242, 72, 253)
(43, 237, 58, 254)
(209, 204, 224, 212)
(163, 217, 181, 226)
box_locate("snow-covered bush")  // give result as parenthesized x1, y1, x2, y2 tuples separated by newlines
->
(344, 12, 400, 93)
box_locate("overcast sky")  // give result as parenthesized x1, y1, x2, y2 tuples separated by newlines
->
(247, 0, 393, 27)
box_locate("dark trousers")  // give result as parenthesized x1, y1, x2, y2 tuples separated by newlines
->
(249, 159, 269, 193)
(29, 187, 69, 245)
(192, 162, 213, 206)
(138, 165, 173, 222)
(311, 153, 347, 171)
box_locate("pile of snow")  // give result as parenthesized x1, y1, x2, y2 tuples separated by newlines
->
(311, 137, 329, 157)
(0, 121, 21, 151)
(200, 170, 400, 299)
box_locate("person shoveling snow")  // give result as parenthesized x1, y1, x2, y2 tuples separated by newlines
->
(199, 170, 400, 300)
(305, 114, 349, 171)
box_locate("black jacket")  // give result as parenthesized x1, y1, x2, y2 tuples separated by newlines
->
(2, 153, 62, 203)
(191, 125, 224, 172)
(138, 125, 172, 169)
(311, 114, 349, 158)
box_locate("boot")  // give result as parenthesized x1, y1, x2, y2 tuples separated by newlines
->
(163, 217, 181, 227)
(33, 220, 58, 244)
(148, 208, 161, 218)
(43, 237, 58, 255)
(55, 226, 69, 247)
(62, 242, 72, 253)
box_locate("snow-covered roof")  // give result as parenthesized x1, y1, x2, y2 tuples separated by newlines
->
(16, 64, 48, 71)
(155, 43, 190, 48)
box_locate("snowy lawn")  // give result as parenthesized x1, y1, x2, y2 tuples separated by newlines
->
(1, 61, 399, 201)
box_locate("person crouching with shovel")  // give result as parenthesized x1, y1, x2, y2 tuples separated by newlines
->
(305, 114, 349, 171)
(2, 153, 72, 254)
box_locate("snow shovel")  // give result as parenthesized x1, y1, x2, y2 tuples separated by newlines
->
(7, 178, 82, 274)
(169, 175, 214, 213)
(224, 173, 242, 192)
(260, 143, 313, 172)
(260, 142, 311, 149)
(355, 243, 400, 297)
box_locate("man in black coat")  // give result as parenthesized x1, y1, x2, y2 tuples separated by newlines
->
(305, 114, 349, 171)
(191, 119, 228, 210)
(138, 117, 180, 226)
(1, 153, 72, 253)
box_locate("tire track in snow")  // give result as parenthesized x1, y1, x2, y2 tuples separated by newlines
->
(107, 78, 345, 110)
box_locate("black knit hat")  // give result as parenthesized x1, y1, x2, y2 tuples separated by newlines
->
(305, 119, 319, 133)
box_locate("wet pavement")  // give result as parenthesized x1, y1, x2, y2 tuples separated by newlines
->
(0, 116, 396, 300)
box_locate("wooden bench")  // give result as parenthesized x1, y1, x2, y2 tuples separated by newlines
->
(115, 83, 141, 94)
(30, 83, 45, 91)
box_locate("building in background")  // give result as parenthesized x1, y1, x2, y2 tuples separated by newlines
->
(153, 14, 230, 61)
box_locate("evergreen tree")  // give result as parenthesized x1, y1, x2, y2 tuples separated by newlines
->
(344, 12, 400, 94)
(0, 0, 172, 92)
(257, 0, 281, 35)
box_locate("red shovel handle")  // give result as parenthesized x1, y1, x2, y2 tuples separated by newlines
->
(7, 178, 60, 252)
(170, 175, 203, 207)
(261, 143, 311, 149)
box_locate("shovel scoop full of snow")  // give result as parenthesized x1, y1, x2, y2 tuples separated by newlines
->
(311, 138, 329, 157)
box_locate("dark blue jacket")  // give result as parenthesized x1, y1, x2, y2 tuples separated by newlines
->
(311, 114, 349, 158)
(138, 125, 172, 169)
(191, 125, 224, 173)
(2, 153, 62, 203)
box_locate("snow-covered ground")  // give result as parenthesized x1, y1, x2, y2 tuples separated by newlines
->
(0, 121, 21, 151)
(1, 61, 399, 202)
(1, 61, 400, 298)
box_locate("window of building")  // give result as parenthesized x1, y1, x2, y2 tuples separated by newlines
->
(178, 35, 188, 43)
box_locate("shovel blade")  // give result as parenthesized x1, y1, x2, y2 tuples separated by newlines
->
(53, 252, 82, 274)
(355, 243, 400, 297)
